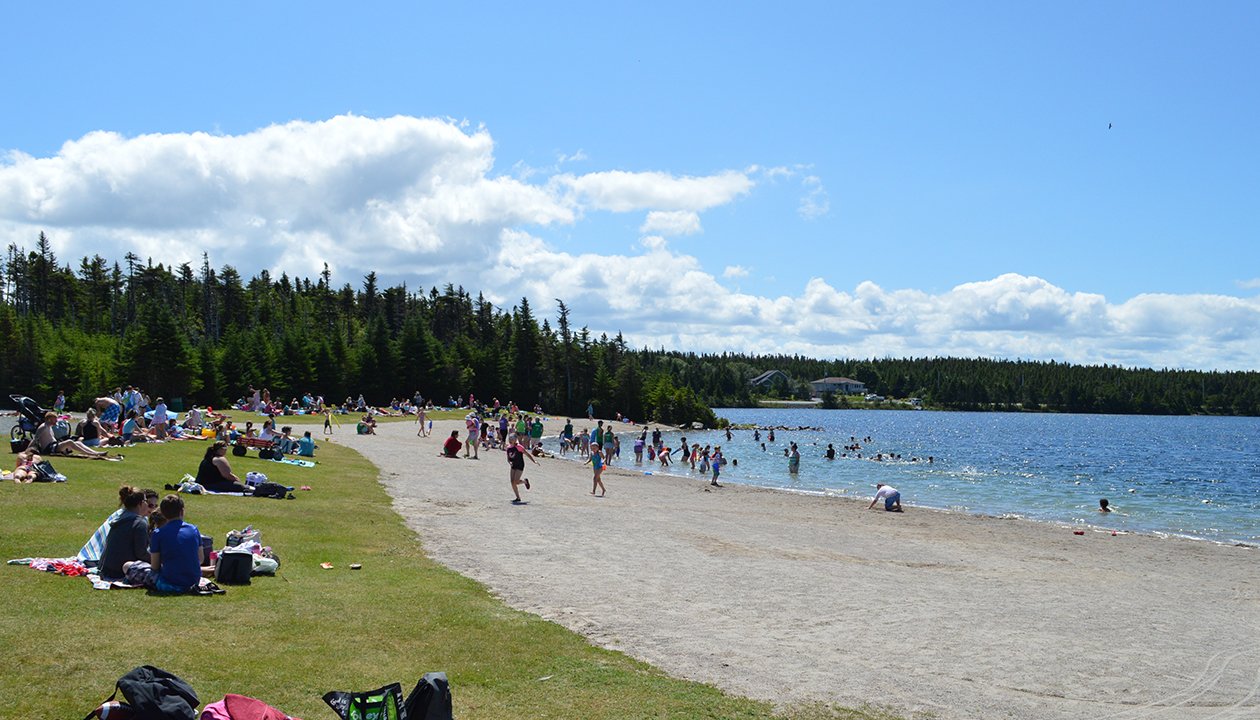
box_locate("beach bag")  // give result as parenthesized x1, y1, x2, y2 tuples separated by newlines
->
(322, 683, 404, 720)
(251, 482, 290, 499)
(34, 459, 66, 482)
(83, 665, 199, 720)
(226, 527, 261, 547)
(252, 556, 279, 575)
(404, 673, 453, 720)
(201, 693, 299, 720)
(10, 436, 29, 453)
(215, 549, 253, 585)
(245, 471, 268, 489)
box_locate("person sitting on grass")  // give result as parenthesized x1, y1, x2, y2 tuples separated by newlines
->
(122, 409, 157, 444)
(442, 430, 462, 458)
(99, 485, 153, 580)
(78, 408, 112, 448)
(296, 430, 317, 458)
(196, 441, 249, 493)
(34, 412, 117, 460)
(148, 494, 205, 593)
(276, 426, 297, 455)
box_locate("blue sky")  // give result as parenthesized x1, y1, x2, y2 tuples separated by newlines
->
(2, 3, 1258, 369)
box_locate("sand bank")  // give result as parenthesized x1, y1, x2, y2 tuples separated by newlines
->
(336, 417, 1260, 719)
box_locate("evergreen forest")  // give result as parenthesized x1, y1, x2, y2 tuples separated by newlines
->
(3, 234, 1259, 422)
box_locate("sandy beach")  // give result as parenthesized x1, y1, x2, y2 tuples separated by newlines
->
(337, 417, 1260, 719)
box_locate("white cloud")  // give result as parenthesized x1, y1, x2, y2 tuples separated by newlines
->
(798, 175, 830, 220)
(1236, 277, 1260, 290)
(640, 210, 701, 237)
(4, 114, 1258, 371)
(554, 169, 753, 212)
(557, 149, 588, 164)
(639, 235, 668, 251)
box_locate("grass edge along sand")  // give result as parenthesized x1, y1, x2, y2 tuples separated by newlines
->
(0, 437, 907, 720)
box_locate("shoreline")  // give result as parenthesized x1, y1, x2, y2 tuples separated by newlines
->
(535, 435, 1260, 550)
(337, 417, 1260, 719)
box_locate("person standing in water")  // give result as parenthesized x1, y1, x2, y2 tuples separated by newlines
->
(788, 442, 800, 474)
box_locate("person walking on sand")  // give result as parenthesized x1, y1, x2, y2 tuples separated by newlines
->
(589, 441, 606, 496)
(869, 483, 903, 512)
(415, 405, 428, 437)
(324, 407, 336, 435)
(506, 434, 538, 504)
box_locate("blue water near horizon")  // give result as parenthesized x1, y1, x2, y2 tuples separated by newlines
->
(553, 409, 1260, 546)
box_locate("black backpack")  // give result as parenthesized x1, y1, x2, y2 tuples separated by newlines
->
(251, 482, 291, 499)
(405, 673, 453, 720)
(215, 550, 253, 585)
(84, 666, 199, 720)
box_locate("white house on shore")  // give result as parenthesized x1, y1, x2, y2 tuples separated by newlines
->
(809, 377, 867, 395)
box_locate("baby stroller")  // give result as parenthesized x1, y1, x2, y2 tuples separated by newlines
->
(10, 394, 50, 453)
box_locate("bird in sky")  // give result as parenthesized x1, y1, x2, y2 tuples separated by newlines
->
(1108, 122, 1113, 129)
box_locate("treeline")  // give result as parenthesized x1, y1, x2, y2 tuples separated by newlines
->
(0, 234, 718, 426)
(3, 235, 1258, 420)
(719, 355, 1260, 416)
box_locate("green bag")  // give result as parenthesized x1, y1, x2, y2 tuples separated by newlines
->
(322, 683, 404, 720)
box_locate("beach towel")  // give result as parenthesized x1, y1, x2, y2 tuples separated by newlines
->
(273, 458, 315, 468)
(78, 509, 124, 563)
(9, 556, 89, 576)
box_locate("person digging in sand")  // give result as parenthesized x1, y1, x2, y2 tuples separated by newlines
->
(868, 483, 903, 512)
(505, 433, 538, 504)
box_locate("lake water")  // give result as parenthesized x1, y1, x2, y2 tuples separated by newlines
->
(557, 409, 1260, 546)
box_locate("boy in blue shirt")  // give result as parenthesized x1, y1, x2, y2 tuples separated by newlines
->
(149, 495, 204, 593)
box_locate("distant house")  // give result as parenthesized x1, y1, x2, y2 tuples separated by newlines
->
(749, 369, 790, 388)
(810, 377, 867, 395)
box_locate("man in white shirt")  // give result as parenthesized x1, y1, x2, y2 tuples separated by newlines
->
(868, 484, 903, 512)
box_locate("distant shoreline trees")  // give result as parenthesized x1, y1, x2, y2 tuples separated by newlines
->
(2, 235, 1258, 420)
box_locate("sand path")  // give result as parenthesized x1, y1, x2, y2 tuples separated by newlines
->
(336, 417, 1260, 719)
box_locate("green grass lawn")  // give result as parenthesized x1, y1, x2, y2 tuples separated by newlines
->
(0, 439, 904, 719)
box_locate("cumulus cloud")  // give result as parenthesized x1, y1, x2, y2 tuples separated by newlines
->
(640, 210, 701, 237)
(3, 115, 1258, 371)
(554, 169, 753, 212)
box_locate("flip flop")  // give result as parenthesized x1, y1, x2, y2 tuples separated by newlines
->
(320, 562, 334, 569)
(524, 478, 530, 490)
